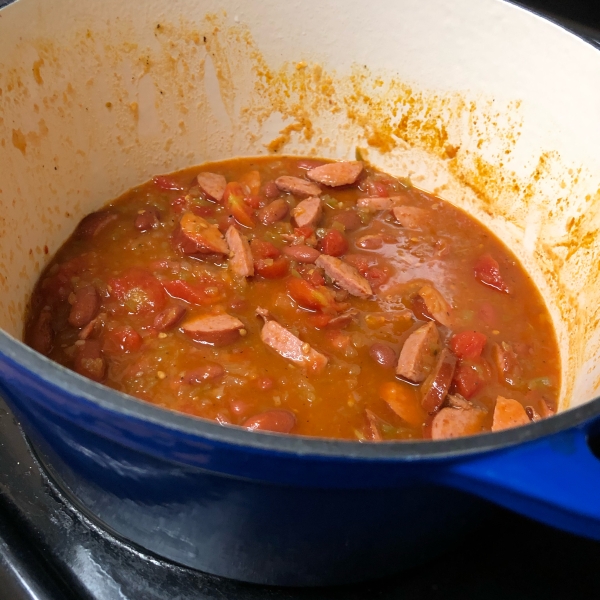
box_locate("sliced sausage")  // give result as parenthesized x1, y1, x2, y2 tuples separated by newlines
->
(315, 255, 372, 298)
(275, 176, 321, 198)
(68, 285, 100, 328)
(396, 322, 440, 383)
(184, 363, 225, 384)
(356, 196, 404, 212)
(153, 305, 186, 331)
(225, 226, 254, 277)
(135, 207, 160, 232)
(326, 308, 359, 329)
(74, 339, 106, 382)
(182, 313, 244, 346)
(31, 309, 54, 355)
(260, 320, 328, 374)
(417, 284, 452, 327)
(282, 244, 321, 264)
(392, 206, 428, 229)
(172, 212, 229, 256)
(243, 409, 296, 433)
(369, 343, 396, 368)
(306, 161, 363, 187)
(431, 406, 486, 440)
(332, 210, 362, 231)
(365, 409, 383, 441)
(197, 172, 227, 202)
(492, 396, 530, 431)
(74, 211, 118, 239)
(492, 342, 522, 386)
(258, 198, 289, 225)
(292, 197, 323, 228)
(421, 348, 457, 414)
(78, 314, 104, 340)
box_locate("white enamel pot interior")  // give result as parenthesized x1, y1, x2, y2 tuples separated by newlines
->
(1, 0, 600, 545)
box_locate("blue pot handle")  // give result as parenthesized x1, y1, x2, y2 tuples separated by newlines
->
(439, 420, 600, 539)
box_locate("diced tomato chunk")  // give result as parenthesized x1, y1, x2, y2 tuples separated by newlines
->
(344, 254, 370, 276)
(318, 230, 348, 257)
(223, 182, 255, 228)
(244, 195, 262, 209)
(366, 266, 390, 289)
(250, 238, 281, 260)
(287, 277, 338, 312)
(474, 254, 509, 293)
(153, 175, 184, 190)
(170, 196, 188, 214)
(255, 257, 289, 279)
(239, 170, 261, 195)
(109, 268, 166, 314)
(103, 326, 142, 354)
(452, 357, 491, 399)
(306, 313, 333, 328)
(450, 331, 488, 360)
(303, 268, 326, 287)
(162, 279, 223, 306)
(294, 225, 315, 239)
(191, 205, 216, 218)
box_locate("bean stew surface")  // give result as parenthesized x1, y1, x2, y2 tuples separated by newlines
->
(24, 156, 560, 440)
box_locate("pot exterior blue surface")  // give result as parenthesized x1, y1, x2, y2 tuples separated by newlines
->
(2, 342, 600, 585)
(0, 363, 487, 585)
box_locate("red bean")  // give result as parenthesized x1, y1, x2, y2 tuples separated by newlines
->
(282, 245, 321, 264)
(357, 235, 383, 250)
(184, 363, 224, 384)
(74, 340, 106, 382)
(369, 343, 396, 368)
(333, 210, 362, 231)
(153, 305, 186, 331)
(263, 181, 280, 199)
(135, 207, 160, 232)
(68, 286, 100, 328)
(258, 199, 289, 225)
(242, 409, 296, 433)
(31, 310, 53, 355)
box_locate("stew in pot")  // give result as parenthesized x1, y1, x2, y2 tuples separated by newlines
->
(24, 156, 560, 440)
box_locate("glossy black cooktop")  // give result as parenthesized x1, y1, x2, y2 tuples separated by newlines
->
(1, 1, 600, 599)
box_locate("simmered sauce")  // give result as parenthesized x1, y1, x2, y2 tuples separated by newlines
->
(24, 157, 560, 440)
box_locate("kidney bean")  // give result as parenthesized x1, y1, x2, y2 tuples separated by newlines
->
(242, 409, 296, 433)
(153, 305, 186, 331)
(357, 235, 383, 250)
(258, 199, 289, 225)
(31, 309, 53, 355)
(135, 207, 160, 232)
(369, 343, 396, 368)
(282, 244, 321, 264)
(185, 363, 225, 384)
(263, 181, 280, 199)
(74, 339, 106, 382)
(68, 285, 100, 328)
(332, 210, 362, 231)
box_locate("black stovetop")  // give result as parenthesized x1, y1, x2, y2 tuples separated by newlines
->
(2, 2, 600, 599)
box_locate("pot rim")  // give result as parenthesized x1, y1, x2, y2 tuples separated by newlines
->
(2, 330, 598, 461)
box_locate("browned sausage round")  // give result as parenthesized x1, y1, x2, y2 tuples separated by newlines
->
(153, 305, 186, 331)
(369, 343, 396, 368)
(74, 340, 106, 382)
(242, 409, 296, 433)
(282, 245, 321, 264)
(68, 286, 100, 328)
(74, 211, 118, 239)
(258, 199, 289, 225)
(333, 210, 362, 231)
(185, 363, 225, 384)
(135, 207, 160, 232)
